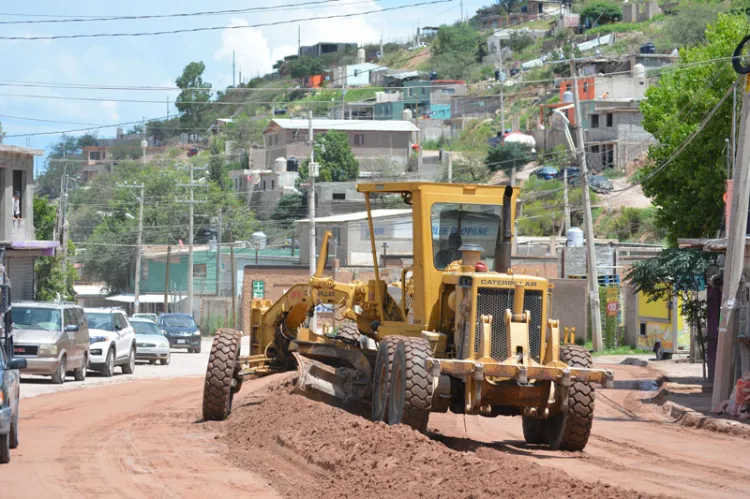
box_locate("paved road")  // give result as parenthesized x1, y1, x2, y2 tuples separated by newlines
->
(19, 336, 250, 399)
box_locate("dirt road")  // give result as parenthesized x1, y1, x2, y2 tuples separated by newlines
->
(2, 376, 278, 498)
(431, 363, 750, 498)
(3, 361, 747, 498)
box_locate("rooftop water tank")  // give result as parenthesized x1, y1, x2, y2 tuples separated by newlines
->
(503, 132, 536, 149)
(274, 156, 287, 173)
(632, 63, 646, 79)
(563, 90, 574, 103)
(356, 48, 366, 64)
(567, 227, 584, 247)
(402, 108, 413, 120)
(251, 231, 268, 249)
(640, 42, 655, 54)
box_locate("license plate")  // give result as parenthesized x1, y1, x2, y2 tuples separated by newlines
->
(177, 339, 186, 344)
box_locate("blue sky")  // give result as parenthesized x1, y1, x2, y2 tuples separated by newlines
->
(0, 0, 488, 162)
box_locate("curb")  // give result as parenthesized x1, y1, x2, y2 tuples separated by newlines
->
(652, 388, 750, 438)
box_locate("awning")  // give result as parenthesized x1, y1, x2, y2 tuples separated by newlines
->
(106, 294, 186, 304)
(8, 240, 59, 256)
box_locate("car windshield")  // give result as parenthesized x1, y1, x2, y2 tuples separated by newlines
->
(87, 313, 115, 331)
(431, 203, 502, 270)
(162, 316, 196, 328)
(133, 314, 156, 320)
(12, 307, 62, 332)
(132, 321, 162, 335)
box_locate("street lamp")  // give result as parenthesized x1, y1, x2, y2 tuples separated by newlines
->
(140, 139, 148, 165)
(251, 231, 267, 265)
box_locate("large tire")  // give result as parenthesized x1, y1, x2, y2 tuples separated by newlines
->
(336, 321, 361, 344)
(0, 433, 9, 464)
(50, 356, 66, 385)
(371, 336, 402, 422)
(547, 345, 595, 451)
(387, 337, 434, 432)
(9, 412, 19, 449)
(100, 348, 115, 377)
(73, 354, 87, 382)
(522, 416, 548, 445)
(203, 329, 242, 421)
(121, 346, 136, 375)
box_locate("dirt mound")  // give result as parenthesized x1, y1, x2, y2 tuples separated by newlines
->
(218, 375, 652, 499)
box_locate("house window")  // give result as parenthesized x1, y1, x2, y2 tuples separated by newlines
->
(354, 134, 365, 146)
(193, 264, 207, 278)
(271, 180, 275, 189)
(89, 151, 101, 161)
(591, 114, 600, 128)
(606, 113, 613, 127)
(583, 81, 589, 93)
(332, 193, 346, 200)
(263, 180, 267, 191)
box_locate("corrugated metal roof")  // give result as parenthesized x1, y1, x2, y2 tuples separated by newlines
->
(268, 119, 419, 133)
(297, 209, 412, 223)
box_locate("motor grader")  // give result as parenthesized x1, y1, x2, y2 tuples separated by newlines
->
(202, 182, 613, 450)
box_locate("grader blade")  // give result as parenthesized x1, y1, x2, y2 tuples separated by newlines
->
(291, 342, 373, 405)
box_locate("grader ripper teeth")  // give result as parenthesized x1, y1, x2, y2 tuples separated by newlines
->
(202, 182, 614, 451)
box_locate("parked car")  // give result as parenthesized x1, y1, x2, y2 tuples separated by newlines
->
(187, 147, 199, 157)
(534, 166, 560, 180)
(11, 302, 89, 384)
(84, 308, 136, 377)
(557, 167, 581, 182)
(588, 174, 614, 193)
(158, 314, 201, 353)
(1, 334, 26, 464)
(131, 313, 159, 323)
(131, 318, 171, 366)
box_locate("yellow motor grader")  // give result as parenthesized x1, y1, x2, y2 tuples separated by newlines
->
(202, 182, 613, 450)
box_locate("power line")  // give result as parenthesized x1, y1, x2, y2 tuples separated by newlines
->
(0, 0, 350, 24)
(0, 0, 455, 40)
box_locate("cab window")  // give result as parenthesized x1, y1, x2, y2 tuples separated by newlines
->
(116, 314, 129, 330)
(64, 309, 75, 328)
(431, 203, 502, 270)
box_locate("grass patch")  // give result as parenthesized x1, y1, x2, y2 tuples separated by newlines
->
(584, 341, 641, 357)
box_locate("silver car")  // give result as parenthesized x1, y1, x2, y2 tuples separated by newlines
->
(131, 318, 171, 365)
(11, 302, 89, 384)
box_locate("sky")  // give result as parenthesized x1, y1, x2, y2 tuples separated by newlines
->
(0, 0, 489, 165)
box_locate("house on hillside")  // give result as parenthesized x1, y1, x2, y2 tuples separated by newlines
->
(299, 42, 357, 58)
(331, 62, 381, 88)
(262, 118, 420, 172)
(374, 80, 466, 121)
(0, 145, 59, 300)
(80, 128, 168, 181)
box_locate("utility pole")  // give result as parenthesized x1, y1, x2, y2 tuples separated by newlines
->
(163, 244, 171, 314)
(570, 57, 603, 351)
(177, 164, 206, 318)
(232, 50, 236, 87)
(308, 111, 318, 332)
(447, 151, 453, 183)
(563, 168, 571, 232)
(460, 0, 464, 23)
(499, 40, 506, 134)
(380, 32, 384, 60)
(118, 182, 145, 313)
(713, 75, 750, 408)
(298, 25, 301, 56)
(216, 210, 223, 297)
(230, 244, 236, 328)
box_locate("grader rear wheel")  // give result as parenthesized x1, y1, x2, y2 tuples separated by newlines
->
(387, 337, 434, 432)
(202, 329, 242, 421)
(371, 336, 402, 422)
(546, 345, 595, 451)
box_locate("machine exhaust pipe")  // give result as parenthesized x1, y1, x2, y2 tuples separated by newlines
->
(494, 185, 514, 274)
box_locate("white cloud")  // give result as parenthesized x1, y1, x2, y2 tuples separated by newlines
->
(214, 19, 275, 84)
(99, 101, 119, 122)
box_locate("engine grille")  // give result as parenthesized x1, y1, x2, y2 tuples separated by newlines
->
(474, 288, 543, 362)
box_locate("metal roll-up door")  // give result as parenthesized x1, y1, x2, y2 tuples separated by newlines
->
(7, 256, 35, 301)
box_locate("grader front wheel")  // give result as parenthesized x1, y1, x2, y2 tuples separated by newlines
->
(203, 329, 242, 421)
(546, 345, 595, 451)
(387, 337, 434, 432)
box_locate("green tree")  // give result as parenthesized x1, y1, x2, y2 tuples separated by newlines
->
(0, 121, 5, 143)
(430, 23, 483, 80)
(36, 133, 100, 198)
(580, 1, 622, 24)
(207, 138, 230, 190)
(285, 56, 326, 79)
(33, 195, 76, 301)
(639, 13, 748, 244)
(517, 177, 590, 236)
(486, 142, 534, 173)
(298, 130, 359, 183)
(662, 3, 723, 49)
(175, 61, 212, 129)
(271, 194, 306, 229)
(626, 248, 712, 365)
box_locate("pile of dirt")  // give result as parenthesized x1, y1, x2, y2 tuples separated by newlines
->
(217, 375, 652, 499)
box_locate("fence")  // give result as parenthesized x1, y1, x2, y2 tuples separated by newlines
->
(199, 297, 239, 335)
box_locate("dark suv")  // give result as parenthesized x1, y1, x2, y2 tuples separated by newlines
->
(0, 342, 25, 464)
(158, 314, 201, 353)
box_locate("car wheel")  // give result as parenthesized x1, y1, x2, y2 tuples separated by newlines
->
(73, 354, 87, 382)
(161, 352, 171, 366)
(121, 346, 136, 374)
(187, 348, 193, 354)
(100, 348, 115, 377)
(194, 345, 201, 354)
(9, 412, 19, 449)
(51, 356, 66, 385)
(0, 433, 9, 464)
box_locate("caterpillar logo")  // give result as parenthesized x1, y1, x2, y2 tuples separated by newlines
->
(480, 280, 537, 287)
